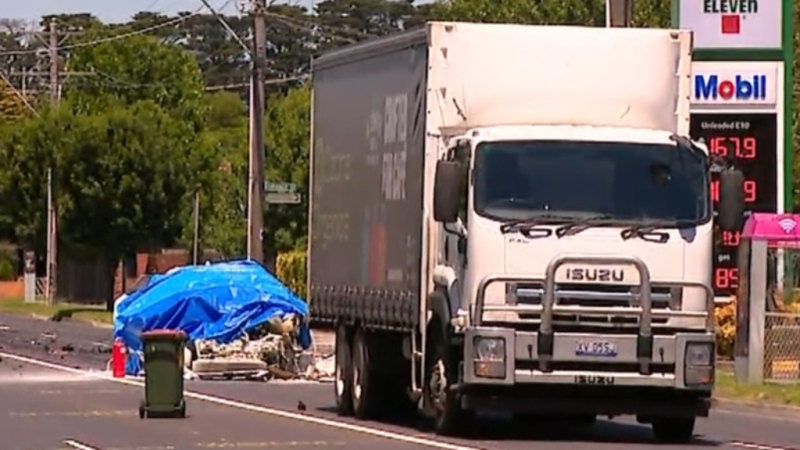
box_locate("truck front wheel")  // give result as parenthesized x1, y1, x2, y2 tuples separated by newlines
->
(652, 417, 695, 443)
(334, 324, 353, 416)
(426, 327, 471, 436)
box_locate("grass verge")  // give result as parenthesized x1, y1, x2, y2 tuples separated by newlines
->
(716, 370, 800, 407)
(0, 298, 112, 325)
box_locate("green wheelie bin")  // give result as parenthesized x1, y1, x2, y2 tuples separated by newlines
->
(138, 329, 188, 419)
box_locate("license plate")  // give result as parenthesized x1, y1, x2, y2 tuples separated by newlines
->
(575, 341, 618, 357)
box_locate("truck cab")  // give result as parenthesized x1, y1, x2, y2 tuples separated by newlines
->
(429, 124, 745, 441)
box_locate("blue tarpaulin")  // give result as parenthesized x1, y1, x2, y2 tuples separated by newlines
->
(113, 260, 311, 375)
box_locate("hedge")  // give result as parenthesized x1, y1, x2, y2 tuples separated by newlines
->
(276, 250, 307, 300)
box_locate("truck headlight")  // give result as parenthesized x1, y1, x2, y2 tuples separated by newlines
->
(473, 336, 506, 379)
(686, 342, 713, 366)
(474, 337, 505, 361)
(684, 342, 714, 387)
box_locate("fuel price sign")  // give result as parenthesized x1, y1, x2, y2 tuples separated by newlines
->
(689, 112, 779, 297)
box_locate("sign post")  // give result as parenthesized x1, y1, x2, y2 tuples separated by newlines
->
(673, 0, 794, 382)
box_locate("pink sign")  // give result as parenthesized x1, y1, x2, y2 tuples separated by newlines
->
(742, 213, 800, 247)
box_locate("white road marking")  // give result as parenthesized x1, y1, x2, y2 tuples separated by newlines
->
(714, 406, 800, 424)
(63, 439, 101, 450)
(0, 351, 478, 450)
(731, 441, 799, 450)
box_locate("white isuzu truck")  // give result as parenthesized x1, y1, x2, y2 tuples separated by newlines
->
(308, 21, 745, 443)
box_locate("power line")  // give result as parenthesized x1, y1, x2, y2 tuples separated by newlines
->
(0, 6, 207, 56)
(204, 74, 309, 91)
(198, 0, 251, 54)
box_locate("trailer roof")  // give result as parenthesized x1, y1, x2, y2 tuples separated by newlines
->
(312, 26, 427, 72)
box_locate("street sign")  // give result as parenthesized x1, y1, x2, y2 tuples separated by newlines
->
(266, 192, 302, 204)
(265, 182, 297, 194)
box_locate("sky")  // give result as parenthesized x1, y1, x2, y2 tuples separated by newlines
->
(4, 0, 278, 24)
(4, 0, 433, 25)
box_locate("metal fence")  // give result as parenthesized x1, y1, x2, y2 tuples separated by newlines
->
(763, 248, 800, 382)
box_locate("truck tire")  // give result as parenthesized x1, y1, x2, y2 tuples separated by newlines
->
(334, 324, 353, 416)
(652, 417, 695, 443)
(426, 323, 471, 436)
(351, 328, 380, 419)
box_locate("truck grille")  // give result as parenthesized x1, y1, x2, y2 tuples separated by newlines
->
(507, 282, 674, 328)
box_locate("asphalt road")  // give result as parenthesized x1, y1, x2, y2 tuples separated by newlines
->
(1, 313, 799, 450)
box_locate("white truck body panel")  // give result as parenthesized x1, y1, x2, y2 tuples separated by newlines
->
(425, 22, 692, 134)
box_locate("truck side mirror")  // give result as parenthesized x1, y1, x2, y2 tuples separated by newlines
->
(718, 169, 745, 232)
(433, 160, 461, 223)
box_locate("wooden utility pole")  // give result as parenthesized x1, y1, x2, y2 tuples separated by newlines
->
(607, 0, 634, 27)
(45, 19, 60, 303)
(45, 168, 56, 304)
(247, 0, 267, 264)
(48, 19, 59, 103)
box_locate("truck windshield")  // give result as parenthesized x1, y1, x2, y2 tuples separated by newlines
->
(473, 140, 709, 225)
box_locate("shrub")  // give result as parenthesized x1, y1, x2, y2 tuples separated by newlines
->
(276, 250, 307, 300)
(714, 299, 736, 359)
(0, 245, 17, 281)
(0, 258, 14, 281)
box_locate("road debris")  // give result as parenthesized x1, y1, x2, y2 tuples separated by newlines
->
(41, 331, 57, 341)
(187, 315, 334, 383)
(191, 314, 303, 381)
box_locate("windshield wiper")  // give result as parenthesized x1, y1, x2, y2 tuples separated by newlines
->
(554, 214, 614, 238)
(499, 214, 571, 234)
(620, 219, 699, 242)
(620, 222, 682, 243)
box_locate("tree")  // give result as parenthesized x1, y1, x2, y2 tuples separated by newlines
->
(64, 32, 207, 127)
(179, 91, 249, 259)
(631, 0, 672, 27)
(54, 101, 195, 257)
(0, 105, 71, 251)
(264, 84, 311, 255)
(0, 77, 28, 122)
(429, 0, 605, 25)
(314, 0, 420, 48)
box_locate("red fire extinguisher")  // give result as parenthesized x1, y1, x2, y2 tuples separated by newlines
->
(112, 339, 127, 378)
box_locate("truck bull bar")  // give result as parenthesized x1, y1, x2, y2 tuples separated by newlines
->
(472, 255, 715, 375)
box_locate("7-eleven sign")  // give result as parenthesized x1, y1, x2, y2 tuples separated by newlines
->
(679, 0, 781, 50)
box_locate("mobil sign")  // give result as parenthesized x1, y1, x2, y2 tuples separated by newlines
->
(691, 63, 777, 106)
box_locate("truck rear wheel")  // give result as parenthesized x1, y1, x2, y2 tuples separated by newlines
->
(351, 328, 380, 419)
(652, 417, 695, 443)
(334, 324, 353, 416)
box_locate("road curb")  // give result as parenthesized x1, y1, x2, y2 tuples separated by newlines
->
(713, 396, 800, 413)
(90, 321, 112, 330)
(16, 312, 112, 331)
